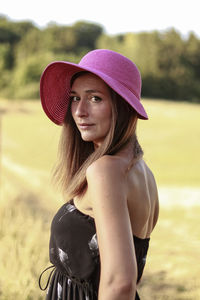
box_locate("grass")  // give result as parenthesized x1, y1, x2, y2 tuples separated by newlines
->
(0, 98, 200, 299)
(0, 194, 51, 300)
(137, 99, 200, 187)
(138, 205, 200, 299)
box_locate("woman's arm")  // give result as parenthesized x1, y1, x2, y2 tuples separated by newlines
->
(86, 156, 137, 300)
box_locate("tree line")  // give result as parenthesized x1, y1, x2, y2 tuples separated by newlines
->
(0, 15, 200, 102)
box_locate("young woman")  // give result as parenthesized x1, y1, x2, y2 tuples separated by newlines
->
(39, 49, 159, 300)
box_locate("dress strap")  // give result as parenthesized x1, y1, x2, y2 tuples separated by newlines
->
(136, 290, 140, 299)
(38, 265, 56, 291)
(39, 265, 96, 298)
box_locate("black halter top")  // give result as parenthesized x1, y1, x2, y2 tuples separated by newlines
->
(39, 199, 150, 299)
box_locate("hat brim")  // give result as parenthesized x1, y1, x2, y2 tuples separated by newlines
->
(40, 61, 148, 125)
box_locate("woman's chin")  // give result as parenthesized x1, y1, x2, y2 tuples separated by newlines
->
(80, 134, 93, 143)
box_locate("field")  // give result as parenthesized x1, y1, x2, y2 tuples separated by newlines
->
(0, 98, 200, 299)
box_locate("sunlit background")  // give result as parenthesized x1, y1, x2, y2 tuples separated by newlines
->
(0, 0, 200, 299)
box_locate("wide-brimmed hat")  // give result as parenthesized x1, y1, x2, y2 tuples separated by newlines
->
(40, 49, 148, 125)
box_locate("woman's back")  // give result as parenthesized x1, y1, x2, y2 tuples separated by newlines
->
(127, 159, 159, 239)
(75, 153, 158, 241)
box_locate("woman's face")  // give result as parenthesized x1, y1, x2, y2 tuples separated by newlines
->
(70, 73, 112, 148)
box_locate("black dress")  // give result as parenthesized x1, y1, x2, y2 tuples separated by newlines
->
(39, 199, 150, 299)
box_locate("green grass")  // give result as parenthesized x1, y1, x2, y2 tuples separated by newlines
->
(1, 100, 60, 171)
(0, 98, 200, 299)
(137, 99, 200, 187)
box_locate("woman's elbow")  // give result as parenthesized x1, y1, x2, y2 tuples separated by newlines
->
(102, 277, 137, 298)
(113, 279, 136, 296)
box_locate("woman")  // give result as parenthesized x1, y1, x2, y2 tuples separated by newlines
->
(39, 49, 159, 300)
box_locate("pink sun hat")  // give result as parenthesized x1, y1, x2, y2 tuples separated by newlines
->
(40, 49, 148, 125)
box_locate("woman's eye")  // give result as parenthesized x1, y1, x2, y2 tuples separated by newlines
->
(70, 96, 80, 102)
(91, 96, 102, 102)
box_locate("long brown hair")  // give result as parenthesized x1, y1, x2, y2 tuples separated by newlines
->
(53, 73, 143, 200)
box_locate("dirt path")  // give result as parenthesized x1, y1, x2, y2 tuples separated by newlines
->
(1, 155, 56, 202)
(158, 186, 200, 207)
(2, 155, 47, 188)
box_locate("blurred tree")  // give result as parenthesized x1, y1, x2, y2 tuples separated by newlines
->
(183, 33, 200, 101)
(156, 28, 196, 99)
(0, 16, 35, 45)
(73, 21, 104, 52)
(0, 16, 20, 44)
(9, 52, 54, 99)
(43, 23, 77, 53)
(11, 20, 35, 39)
(0, 43, 13, 69)
(157, 29, 183, 74)
(96, 33, 125, 52)
(0, 16, 36, 70)
(15, 27, 43, 62)
(0, 44, 11, 92)
(184, 33, 200, 77)
(0, 16, 19, 69)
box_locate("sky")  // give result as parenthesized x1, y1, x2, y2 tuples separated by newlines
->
(1, 0, 199, 38)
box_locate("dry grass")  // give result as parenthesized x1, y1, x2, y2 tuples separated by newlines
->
(138, 205, 200, 299)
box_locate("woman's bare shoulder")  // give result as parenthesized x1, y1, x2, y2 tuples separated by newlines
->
(86, 155, 127, 202)
(86, 155, 124, 179)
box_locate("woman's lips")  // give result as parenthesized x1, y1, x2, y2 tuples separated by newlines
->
(78, 123, 94, 129)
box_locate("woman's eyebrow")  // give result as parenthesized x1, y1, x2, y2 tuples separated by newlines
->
(85, 89, 102, 93)
(70, 89, 102, 94)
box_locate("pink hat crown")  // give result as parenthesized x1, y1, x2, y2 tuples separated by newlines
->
(79, 49, 141, 100)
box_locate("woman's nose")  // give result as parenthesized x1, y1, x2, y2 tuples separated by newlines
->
(74, 99, 89, 117)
